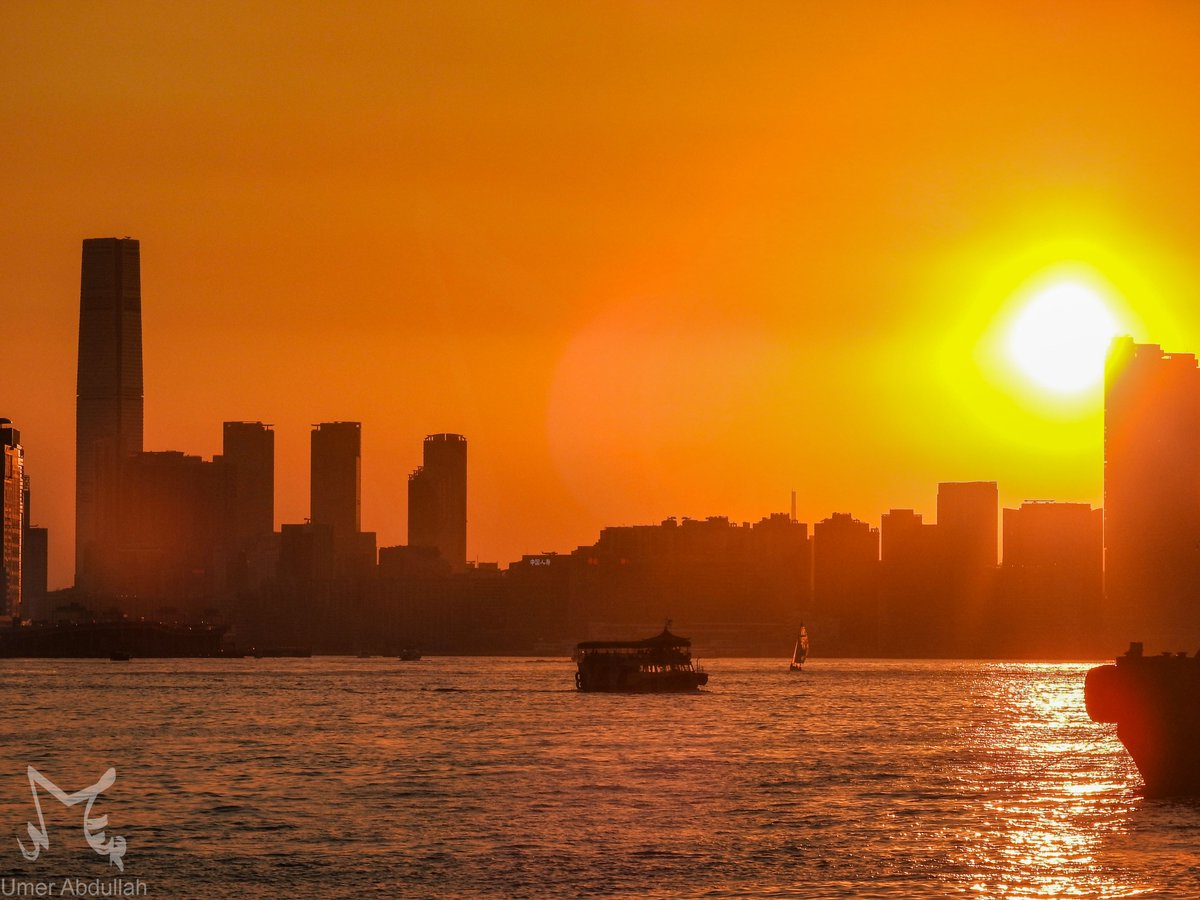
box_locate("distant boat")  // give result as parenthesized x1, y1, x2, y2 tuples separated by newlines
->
(109, 650, 132, 661)
(396, 649, 422, 661)
(789, 625, 809, 672)
(573, 621, 708, 692)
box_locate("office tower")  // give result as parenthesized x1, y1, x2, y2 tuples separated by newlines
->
(812, 512, 879, 654)
(937, 482, 998, 568)
(117, 451, 228, 611)
(1003, 501, 1103, 571)
(76, 237, 143, 590)
(20, 472, 48, 621)
(1, 421, 23, 619)
(311, 422, 361, 535)
(408, 433, 467, 571)
(310, 422, 374, 579)
(879, 508, 948, 655)
(936, 481, 997, 653)
(222, 422, 274, 544)
(1105, 338, 1200, 642)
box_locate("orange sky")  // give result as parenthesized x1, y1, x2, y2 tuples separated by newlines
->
(7, 1, 1200, 589)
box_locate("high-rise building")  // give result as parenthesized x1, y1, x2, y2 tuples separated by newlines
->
(812, 512, 879, 654)
(998, 500, 1104, 656)
(1104, 338, 1200, 643)
(309, 422, 374, 579)
(311, 422, 361, 536)
(879, 508, 948, 655)
(937, 482, 998, 568)
(408, 433, 467, 571)
(222, 422, 274, 544)
(936, 481, 997, 653)
(20, 472, 48, 621)
(76, 237, 143, 591)
(1, 420, 24, 620)
(115, 451, 229, 613)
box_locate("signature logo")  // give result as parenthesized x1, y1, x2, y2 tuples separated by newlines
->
(16, 767, 127, 871)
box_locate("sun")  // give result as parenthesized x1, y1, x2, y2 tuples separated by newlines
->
(1006, 281, 1121, 394)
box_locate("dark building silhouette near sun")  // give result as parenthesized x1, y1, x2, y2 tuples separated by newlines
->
(996, 500, 1102, 656)
(1104, 337, 1200, 646)
(75, 237, 143, 593)
(408, 433, 467, 571)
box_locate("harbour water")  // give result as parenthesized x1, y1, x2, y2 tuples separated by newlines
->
(0, 657, 1197, 898)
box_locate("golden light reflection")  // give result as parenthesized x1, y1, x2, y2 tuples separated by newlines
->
(956, 664, 1141, 898)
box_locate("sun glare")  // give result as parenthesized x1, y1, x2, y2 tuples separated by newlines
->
(1006, 282, 1120, 394)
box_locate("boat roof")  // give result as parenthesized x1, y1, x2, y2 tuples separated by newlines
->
(576, 626, 691, 650)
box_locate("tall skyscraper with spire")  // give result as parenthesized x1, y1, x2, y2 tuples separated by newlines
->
(75, 237, 143, 590)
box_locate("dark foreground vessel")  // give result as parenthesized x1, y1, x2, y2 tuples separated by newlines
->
(574, 623, 708, 692)
(1085, 642, 1200, 796)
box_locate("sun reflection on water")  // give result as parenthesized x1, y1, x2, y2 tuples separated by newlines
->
(954, 663, 1145, 898)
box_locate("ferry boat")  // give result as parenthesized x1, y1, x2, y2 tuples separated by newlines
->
(574, 622, 709, 692)
(789, 625, 809, 672)
(1085, 642, 1200, 796)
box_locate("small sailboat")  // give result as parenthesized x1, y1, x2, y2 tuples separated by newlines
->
(789, 625, 809, 672)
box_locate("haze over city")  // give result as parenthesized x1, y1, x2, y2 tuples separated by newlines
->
(11, 3, 1200, 591)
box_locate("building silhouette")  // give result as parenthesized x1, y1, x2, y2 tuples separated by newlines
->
(222, 422, 274, 544)
(879, 508, 948, 655)
(1104, 337, 1200, 644)
(937, 481, 997, 652)
(937, 481, 997, 568)
(76, 237, 143, 591)
(308, 422, 375, 579)
(21, 473, 48, 622)
(311, 422, 361, 535)
(812, 512, 879, 654)
(115, 450, 229, 615)
(408, 433, 467, 571)
(1, 420, 24, 620)
(997, 500, 1102, 656)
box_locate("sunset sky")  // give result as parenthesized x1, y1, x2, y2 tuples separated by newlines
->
(7, 1, 1200, 589)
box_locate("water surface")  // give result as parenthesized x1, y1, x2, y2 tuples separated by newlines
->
(0, 658, 1196, 897)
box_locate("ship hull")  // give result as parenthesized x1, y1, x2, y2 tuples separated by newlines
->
(1085, 653, 1200, 796)
(576, 667, 708, 692)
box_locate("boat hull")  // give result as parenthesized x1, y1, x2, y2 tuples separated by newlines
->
(1086, 652, 1200, 796)
(576, 667, 708, 692)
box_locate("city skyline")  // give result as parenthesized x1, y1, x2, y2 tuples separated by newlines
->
(12, 4, 1200, 590)
(11, 234, 1136, 589)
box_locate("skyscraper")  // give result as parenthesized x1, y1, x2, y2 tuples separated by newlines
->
(812, 512, 879, 654)
(1, 420, 24, 620)
(936, 482, 998, 569)
(76, 237, 143, 591)
(310, 422, 361, 535)
(222, 421, 274, 544)
(1104, 337, 1200, 643)
(21, 472, 48, 622)
(408, 433, 467, 571)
